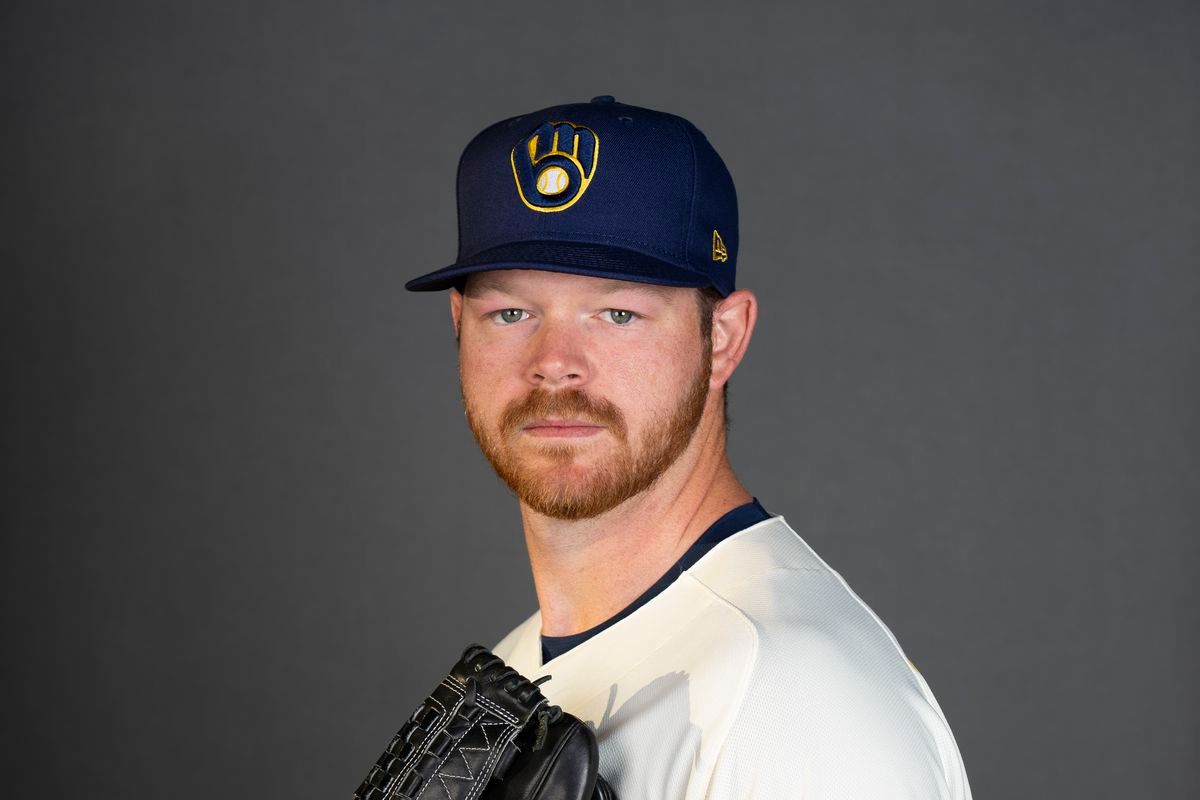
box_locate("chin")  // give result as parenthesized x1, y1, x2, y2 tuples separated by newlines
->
(520, 439, 613, 464)
(527, 462, 602, 489)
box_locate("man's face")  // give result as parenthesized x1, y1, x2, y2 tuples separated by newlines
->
(452, 269, 714, 521)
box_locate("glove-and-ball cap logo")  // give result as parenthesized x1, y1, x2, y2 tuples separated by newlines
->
(510, 120, 599, 213)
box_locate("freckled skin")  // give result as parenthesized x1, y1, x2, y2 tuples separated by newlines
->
(453, 270, 707, 519)
(449, 268, 759, 635)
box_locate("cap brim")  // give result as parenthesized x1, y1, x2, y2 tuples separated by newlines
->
(405, 240, 718, 293)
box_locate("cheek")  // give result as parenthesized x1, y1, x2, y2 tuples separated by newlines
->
(458, 344, 491, 382)
(458, 334, 565, 426)
(601, 334, 703, 412)
(458, 343, 512, 409)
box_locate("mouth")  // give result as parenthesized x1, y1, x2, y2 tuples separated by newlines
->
(522, 418, 607, 438)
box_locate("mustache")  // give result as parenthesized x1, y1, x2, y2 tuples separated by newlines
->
(500, 388, 628, 440)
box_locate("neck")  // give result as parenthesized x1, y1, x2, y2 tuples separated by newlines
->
(519, 408, 752, 637)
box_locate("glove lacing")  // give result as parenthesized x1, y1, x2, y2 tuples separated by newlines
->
(462, 647, 564, 752)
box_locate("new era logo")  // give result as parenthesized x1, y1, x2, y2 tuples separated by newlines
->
(712, 230, 728, 262)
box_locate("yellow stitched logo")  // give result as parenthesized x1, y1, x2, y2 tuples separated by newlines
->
(712, 230, 728, 262)
(511, 121, 599, 213)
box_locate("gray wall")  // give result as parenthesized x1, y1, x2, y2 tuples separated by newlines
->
(4, 0, 1197, 796)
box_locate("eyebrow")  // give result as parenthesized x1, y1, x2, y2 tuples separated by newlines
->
(593, 279, 676, 300)
(468, 274, 676, 301)
(465, 274, 517, 296)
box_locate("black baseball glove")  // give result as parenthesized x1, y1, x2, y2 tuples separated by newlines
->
(354, 645, 617, 800)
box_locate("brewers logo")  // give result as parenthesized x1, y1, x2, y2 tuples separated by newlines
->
(511, 121, 599, 212)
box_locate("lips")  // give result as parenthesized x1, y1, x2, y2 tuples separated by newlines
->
(522, 418, 606, 437)
(497, 388, 628, 440)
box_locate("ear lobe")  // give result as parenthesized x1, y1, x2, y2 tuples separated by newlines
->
(710, 289, 758, 385)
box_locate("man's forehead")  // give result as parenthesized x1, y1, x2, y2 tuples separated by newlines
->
(465, 270, 680, 301)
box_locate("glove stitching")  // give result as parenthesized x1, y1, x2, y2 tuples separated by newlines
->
(404, 692, 465, 800)
(445, 677, 522, 724)
(461, 725, 515, 800)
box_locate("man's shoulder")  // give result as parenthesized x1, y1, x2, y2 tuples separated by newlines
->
(687, 515, 888, 646)
(690, 517, 972, 799)
(688, 515, 932, 711)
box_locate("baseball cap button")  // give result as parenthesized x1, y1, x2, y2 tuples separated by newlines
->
(590, 95, 616, 104)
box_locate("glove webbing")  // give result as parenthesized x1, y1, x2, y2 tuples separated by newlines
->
(354, 647, 553, 800)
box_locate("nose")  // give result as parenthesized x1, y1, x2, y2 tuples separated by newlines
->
(526, 316, 589, 389)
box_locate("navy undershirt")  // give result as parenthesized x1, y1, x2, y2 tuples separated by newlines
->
(540, 498, 771, 664)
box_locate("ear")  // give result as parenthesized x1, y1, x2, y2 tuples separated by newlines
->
(710, 289, 758, 389)
(450, 288, 464, 339)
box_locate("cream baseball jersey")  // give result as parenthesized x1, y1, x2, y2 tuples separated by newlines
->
(492, 516, 973, 799)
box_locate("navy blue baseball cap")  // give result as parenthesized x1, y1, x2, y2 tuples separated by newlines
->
(405, 95, 739, 297)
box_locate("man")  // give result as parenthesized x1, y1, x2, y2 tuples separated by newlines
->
(405, 96, 972, 799)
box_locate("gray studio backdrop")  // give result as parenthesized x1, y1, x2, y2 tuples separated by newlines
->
(4, 0, 1197, 797)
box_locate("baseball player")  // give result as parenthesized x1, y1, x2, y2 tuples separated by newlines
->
(402, 96, 973, 799)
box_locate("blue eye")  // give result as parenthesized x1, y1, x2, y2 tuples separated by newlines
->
(606, 309, 636, 325)
(493, 309, 528, 324)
